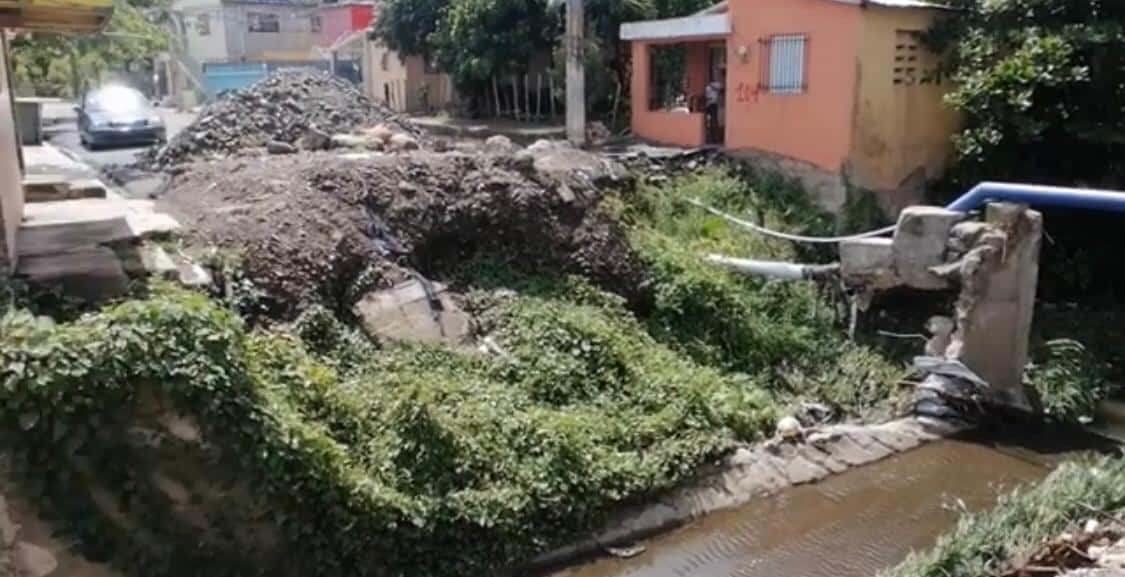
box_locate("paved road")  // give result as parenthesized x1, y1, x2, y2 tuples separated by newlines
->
(45, 106, 196, 170)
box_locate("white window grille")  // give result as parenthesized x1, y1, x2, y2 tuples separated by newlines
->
(762, 34, 807, 94)
(196, 13, 210, 36)
(247, 12, 279, 33)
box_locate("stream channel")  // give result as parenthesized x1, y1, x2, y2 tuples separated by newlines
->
(549, 424, 1119, 577)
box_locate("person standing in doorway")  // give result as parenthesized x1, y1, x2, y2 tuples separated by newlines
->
(704, 79, 722, 144)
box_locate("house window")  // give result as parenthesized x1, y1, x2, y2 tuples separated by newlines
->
(648, 44, 688, 111)
(196, 13, 210, 36)
(310, 15, 322, 33)
(380, 52, 390, 71)
(761, 34, 807, 94)
(247, 12, 279, 33)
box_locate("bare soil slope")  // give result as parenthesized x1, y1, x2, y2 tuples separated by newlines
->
(159, 150, 647, 315)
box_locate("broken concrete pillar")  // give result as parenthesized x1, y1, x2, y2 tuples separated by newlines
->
(891, 206, 965, 290)
(947, 203, 1041, 410)
(839, 237, 897, 290)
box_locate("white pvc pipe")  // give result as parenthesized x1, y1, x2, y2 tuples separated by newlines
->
(704, 254, 810, 280)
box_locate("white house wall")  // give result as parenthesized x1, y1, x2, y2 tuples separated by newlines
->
(222, 3, 317, 61)
(173, 0, 230, 63)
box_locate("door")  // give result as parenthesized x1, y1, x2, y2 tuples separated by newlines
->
(705, 43, 726, 145)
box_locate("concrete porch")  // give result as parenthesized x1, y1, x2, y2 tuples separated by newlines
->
(621, 3, 730, 148)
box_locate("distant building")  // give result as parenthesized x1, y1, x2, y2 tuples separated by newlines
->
(173, 0, 320, 64)
(316, 0, 374, 47)
(620, 0, 961, 214)
(360, 9, 456, 114)
(315, 1, 374, 85)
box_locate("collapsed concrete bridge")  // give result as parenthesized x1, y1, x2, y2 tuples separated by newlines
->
(705, 182, 1125, 416)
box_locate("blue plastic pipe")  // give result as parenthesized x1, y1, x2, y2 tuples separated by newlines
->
(946, 182, 1125, 213)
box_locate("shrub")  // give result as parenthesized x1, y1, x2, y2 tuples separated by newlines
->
(0, 285, 776, 577)
(1026, 338, 1110, 424)
(621, 169, 910, 418)
(883, 457, 1125, 577)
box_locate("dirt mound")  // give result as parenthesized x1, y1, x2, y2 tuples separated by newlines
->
(157, 150, 647, 316)
(142, 71, 419, 170)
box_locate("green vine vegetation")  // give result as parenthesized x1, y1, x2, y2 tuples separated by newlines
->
(0, 284, 775, 576)
(0, 168, 912, 576)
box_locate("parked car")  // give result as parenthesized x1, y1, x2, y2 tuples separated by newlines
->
(77, 85, 166, 150)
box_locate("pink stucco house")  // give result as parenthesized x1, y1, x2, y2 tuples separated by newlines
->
(621, 0, 961, 213)
(317, 0, 374, 48)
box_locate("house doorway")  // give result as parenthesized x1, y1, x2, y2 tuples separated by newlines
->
(705, 43, 726, 145)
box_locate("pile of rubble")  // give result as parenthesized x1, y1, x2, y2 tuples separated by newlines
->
(142, 71, 420, 169)
(155, 142, 646, 318)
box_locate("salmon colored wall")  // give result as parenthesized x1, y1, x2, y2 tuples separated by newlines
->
(723, 0, 862, 172)
(850, 6, 960, 211)
(630, 39, 708, 148)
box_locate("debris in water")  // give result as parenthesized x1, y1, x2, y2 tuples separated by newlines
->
(604, 543, 646, 559)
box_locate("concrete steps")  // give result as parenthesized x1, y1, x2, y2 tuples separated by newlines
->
(22, 174, 109, 202)
(18, 198, 179, 258)
(14, 197, 207, 301)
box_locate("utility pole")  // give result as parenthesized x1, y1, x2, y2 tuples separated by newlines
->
(565, 0, 585, 146)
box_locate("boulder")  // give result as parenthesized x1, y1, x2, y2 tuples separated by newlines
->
(388, 133, 420, 151)
(300, 126, 331, 151)
(265, 140, 297, 155)
(363, 123, 394, 144)
(484, 134, 518, 155)
(330, 134, 370, 149)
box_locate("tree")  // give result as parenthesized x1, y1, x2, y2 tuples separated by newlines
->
(9, 0, 170, 97)
(372, 0, 714, 119)
(372, 0, 449, 57)
(433, 0, 558, 88)
(930, 0, 1125, 187)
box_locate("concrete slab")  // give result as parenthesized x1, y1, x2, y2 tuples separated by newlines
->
(18, 215, 133, 257)
(353, 280, 471, 346)
(17, 246, 130, 300)
(409, 116, 566, 144)
(23, 174, 107, 202)
(21, 143, 97, 180)
(18, 199, 179, 257)
(840, 237, 897, 289)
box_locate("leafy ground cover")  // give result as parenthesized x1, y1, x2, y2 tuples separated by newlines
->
(0, 284, 777, 576)
(0, 167, 917, 576)
(8, 166, 1115, 577)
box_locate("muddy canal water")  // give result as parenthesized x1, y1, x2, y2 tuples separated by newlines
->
(553, 430, 1110, 577)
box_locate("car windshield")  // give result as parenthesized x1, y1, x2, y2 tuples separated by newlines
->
(85, 86, 151, 115)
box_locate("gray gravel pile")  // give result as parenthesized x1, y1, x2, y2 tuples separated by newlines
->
(141, 70, 419, 169)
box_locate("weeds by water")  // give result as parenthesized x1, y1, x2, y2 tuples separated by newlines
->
(883, 457, 1125, 577)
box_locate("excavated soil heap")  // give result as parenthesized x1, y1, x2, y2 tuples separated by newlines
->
(143, 71, 419, 170)
(158, 150, 647, 316)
